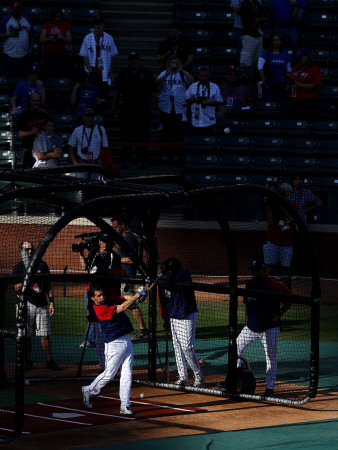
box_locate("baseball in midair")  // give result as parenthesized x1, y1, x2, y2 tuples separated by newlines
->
(139, 392, 145, 398)
(224, 127, 231, 134)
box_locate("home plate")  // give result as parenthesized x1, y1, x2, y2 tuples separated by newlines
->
(53, 413, 85, 419)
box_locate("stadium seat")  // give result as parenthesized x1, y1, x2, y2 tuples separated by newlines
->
(313, 101, 338, 118)
(318, 85, 338, 100)
(193, 46, 209, 63)
(209, 46, 237, 63)
(175, 0, 207, 8)
(208, 11, 233, 27)
(186, 173, 218, 185)
(277, 119, 309, 137)
(216, 118, 246, 135)
(317, 157, 338, 174)
(316, 139, 338, 156)
(245, 119, 277, 136)
(309, 49, 330, 65)
(306, 0, 335, 10)
(209, 65, 228, 79)
(308, 12, 334, 30)
(251, 136, 283, 154)
(208, 30, 237, 46)
(71, 8, 101, 22)
(283, 156, 317, 175)
(218, 154, 250, 172)
(176, 10, 208, 26)
(251, 155, 283, 178)
(217, 135, 250, 154)
(250, 174, 280, 186)
(302, 31, 332, 48)
(185, 135, 217, 152)
(252, 101, 278, 117)
(0, 112, 10, 131)
(185, 154, 218, 170)
(41, 7, 72, 21)
(217, 173, 248, 185)
(309, 120, 338, 137)
(283, 137, 316, 156)
(181, 29, 209, 44)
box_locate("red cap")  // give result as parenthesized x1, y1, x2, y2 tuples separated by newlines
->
(227, 65, 238, 72)
(12, 1, 24, 11)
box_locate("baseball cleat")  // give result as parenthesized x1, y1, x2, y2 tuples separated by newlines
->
(120, 406, 133, 415)
(263, 388, 274, 398)
(175, 378, 189, 387)
(193, 374, 205, 387)
(82, 386, 92, 409)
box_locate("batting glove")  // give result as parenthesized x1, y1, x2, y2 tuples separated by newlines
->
(137, 290, 148, 303)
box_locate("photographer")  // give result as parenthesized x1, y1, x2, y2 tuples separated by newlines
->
(68, 107, 110, 179)
(156, 55, 194, 161)
(77, 232, 124, 372)
(186, 67, 223, 136)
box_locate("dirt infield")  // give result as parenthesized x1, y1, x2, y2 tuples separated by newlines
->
(7, 381, 338, 450)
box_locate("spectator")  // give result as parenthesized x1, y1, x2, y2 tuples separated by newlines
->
(286, 47, 322, 119)
(239, 0, 267, 66)
(111, 51, 157, 170)
(258, 34, 291, 102)
(236, 259, 291, 397)
(71, 71, 101, 121)
(10, 65, 46, 114)
(12, 241, 61, 371)
(111, 214, 150, 340)
(68, 108, 111, 179)
(263, 183, 299, 280)
(79, 15, 118, 105)
(289, 172, 322, 223)
(0, 1, 35, 77)
(268, 0, 308, 51)
(17, 92, 48, 169)
(156, 21, 194, 72)
(157, 55, 194, 161)
(186, 66, 223, 135)
(231, 0, 262, 55)
(39, 7, 72, 78)
(32, 117, 64, 168)
(218, 65, 253, 116)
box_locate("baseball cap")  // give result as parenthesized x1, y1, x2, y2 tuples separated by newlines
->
(227, 65, 238, 72)
(250, 260, 266, 272)
(12, 1, 23, 11)
(83, 107, 95, 116)
(98, 233, 110, 243)
(28, 65, 39, 74)
(296, 47, 310, 59)
(128, 51, 140, 60)
(94, 15, 105, 24)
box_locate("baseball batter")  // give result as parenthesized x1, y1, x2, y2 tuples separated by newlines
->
(82, 285, 148, 415)
(237, 260, 291, 397)
(162, 258, 204, 388)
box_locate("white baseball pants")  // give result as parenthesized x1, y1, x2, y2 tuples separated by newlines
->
(170, 312, 202, 381)
(237, 325, 280, 390)
(85, 334, 133, 407)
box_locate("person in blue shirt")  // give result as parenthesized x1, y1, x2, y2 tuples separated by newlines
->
(10, 65, 46, 114)
(258, 34, 291, 101)
(268, 0, 308, 51)
(237, 260, 291, 397)
(161, 257, 204, 388)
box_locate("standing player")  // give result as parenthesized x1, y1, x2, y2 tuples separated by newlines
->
(161, 257, 204, 387)
(12, 240, 61, 371)
(237, 260, 291, 397)
(81, 285, 148, 415)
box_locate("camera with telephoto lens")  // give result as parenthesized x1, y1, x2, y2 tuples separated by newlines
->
(72, 233, 99, 253)
(198, 95, 207, 107)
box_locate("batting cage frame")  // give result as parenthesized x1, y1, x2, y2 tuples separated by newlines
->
(0, 166, 320, 441)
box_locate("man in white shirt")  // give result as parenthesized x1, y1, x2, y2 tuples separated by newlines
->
(68, 108, 108, 179)
(186, 67, 223, 135)
(79, 15, 118, 103)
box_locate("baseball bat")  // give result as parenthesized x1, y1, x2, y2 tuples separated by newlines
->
(76, 321, 92, 377)
(146, 272, 164, 292)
